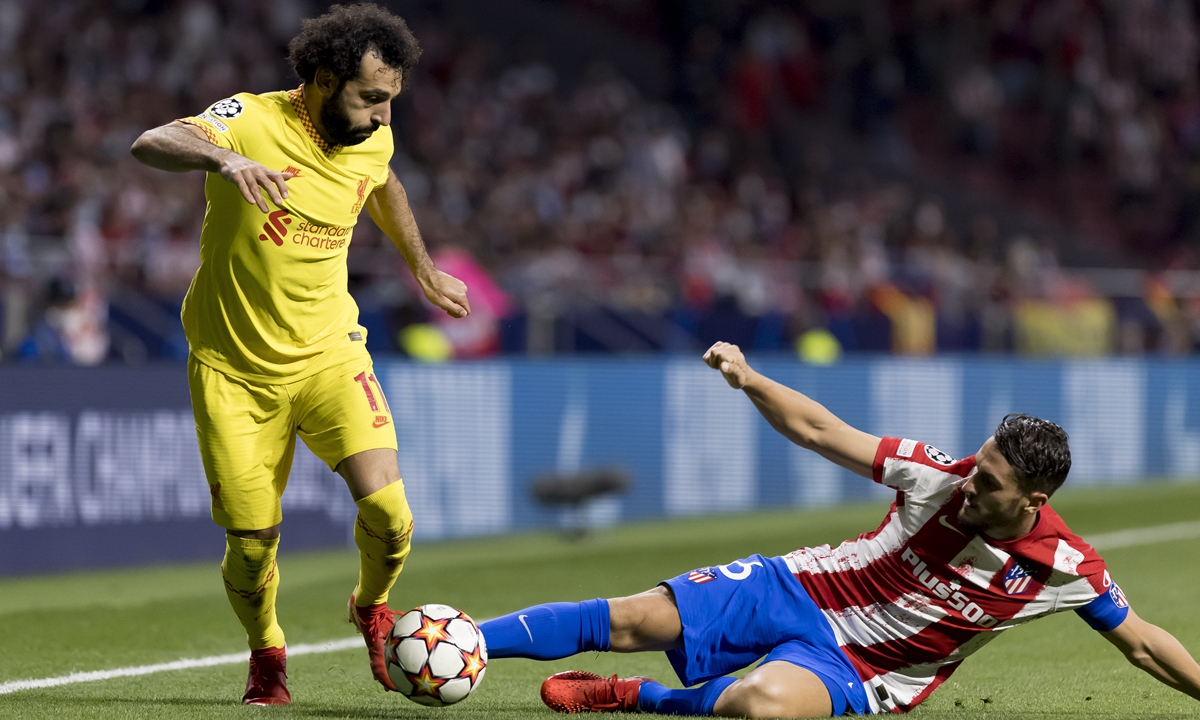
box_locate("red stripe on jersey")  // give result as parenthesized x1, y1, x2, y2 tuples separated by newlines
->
(797, 497, 979, 613)
(798, 556, 915, 615)
(844, 619, 982, 675)
(872, 436, 899, 483)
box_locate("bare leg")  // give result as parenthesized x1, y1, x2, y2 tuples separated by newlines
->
(229, 524, 281, 540)
(607, 585, 684, 653)
(712, 661, 833, 719)
(335, 447, 401, 499)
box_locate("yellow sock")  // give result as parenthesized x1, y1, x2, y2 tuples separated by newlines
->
(222, 534, 286, 650)
(353, 481, 414, 607)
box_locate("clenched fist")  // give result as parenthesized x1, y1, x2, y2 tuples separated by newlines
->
(702, 341, 752, 389)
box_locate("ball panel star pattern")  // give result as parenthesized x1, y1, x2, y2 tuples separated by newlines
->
(411, 615, 452, 653)
(459, 644, 486, 684)
(406, 664, 448, 699)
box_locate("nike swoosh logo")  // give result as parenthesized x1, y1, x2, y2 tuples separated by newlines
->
(372, 418, 389, 428)
(938, 515, 965, 535)
(518, 614, 533, 643)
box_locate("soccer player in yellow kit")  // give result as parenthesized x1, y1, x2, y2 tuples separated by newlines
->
(130, 4, 466, 706)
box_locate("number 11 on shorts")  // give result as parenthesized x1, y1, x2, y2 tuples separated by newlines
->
(355, 371, 391, 414)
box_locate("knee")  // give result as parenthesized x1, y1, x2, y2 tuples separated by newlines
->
(606, 598, 644, 649)
(381, 484, 413, 531)
(338, 449, 403, 500)
(607, 587, 680, 652)
(354, 483, 413, 547)
(721, 674, 801, 719)
(228, 525, 280, 541)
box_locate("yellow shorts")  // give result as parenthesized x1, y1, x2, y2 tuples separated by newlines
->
(188, 350, 399, 531)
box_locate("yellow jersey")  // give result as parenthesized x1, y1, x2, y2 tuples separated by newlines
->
(180, 87, 392, 383)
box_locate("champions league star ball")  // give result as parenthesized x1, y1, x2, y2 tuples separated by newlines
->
(385, 604, 488, 706)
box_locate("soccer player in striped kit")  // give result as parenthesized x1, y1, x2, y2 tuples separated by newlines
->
(478, 342, 1200, 716)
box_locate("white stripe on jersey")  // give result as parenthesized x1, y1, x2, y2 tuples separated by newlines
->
(785, 508, 906, 575)
(1053, 539, 1086, 575)
(820, 593, 948, 648)
(867, 665, 941, 713)
(946, 537, 1007, 589)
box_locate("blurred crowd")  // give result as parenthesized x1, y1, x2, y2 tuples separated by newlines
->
(2, 0, 1199, 364)
(817, 0, 1200, 257)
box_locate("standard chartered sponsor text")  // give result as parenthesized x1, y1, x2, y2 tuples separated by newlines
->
(292, 220, 351, 250)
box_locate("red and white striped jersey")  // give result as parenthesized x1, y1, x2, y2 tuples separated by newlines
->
(784, 437, 1129, 713)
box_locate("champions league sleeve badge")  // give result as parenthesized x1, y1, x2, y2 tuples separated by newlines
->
(210, 97, 244, 119)
(924, 445, 956, 465)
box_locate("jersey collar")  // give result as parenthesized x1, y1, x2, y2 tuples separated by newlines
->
(288, 86, 342, 156)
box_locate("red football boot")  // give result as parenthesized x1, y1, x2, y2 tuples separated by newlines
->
(243, 646, 290, 706)
(540, 670, 649, 713)
(348, 593, 397, 691)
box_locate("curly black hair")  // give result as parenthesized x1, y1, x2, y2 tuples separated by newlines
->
(287, 3, 421, 89)
(993, 413, 1072, 497)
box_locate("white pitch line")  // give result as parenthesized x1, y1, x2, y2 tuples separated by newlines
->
(1086, 519, 1200, 551)
(2, 519, 1198, 696)
(0, 637, 362, 695)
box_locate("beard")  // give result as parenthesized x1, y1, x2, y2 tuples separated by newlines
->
(958, 493, 1025, 535)
(957, 510, 988, 533)
(320, 84, 379, 146)
(957, 497, 993, 532)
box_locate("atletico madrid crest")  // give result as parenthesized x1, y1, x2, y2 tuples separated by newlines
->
(687, 567, 717, 584)
(1002, 561, 1032, 596)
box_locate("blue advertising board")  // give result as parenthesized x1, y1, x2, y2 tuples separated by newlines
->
(1, 357, 1198, 575)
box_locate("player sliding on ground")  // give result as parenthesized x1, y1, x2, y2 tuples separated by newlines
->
(130, 3, 467, 706)
(478, 342, 1200, 717)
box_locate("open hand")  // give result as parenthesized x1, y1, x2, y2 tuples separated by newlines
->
(702, 341, 751, 389)
(419, 269, 470, 318)
(218, 153, 292, 213)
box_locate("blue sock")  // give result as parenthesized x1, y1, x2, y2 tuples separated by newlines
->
(637, 677, 737, 716)
(479, 599, 610, 660)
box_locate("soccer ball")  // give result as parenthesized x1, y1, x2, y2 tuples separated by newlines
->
(385, 604, 487, 706)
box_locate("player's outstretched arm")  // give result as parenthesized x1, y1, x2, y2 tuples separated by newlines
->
(702, 342, 879, 478)
(1102, 609, 1200, 701)
(130, 122, 291, 213)
(366, 168, 470, 319)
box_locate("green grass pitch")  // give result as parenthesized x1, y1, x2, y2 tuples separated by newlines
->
(2, 481, 1200, 719)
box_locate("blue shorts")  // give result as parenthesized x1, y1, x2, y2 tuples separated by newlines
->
(662, 554, 871, 716)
